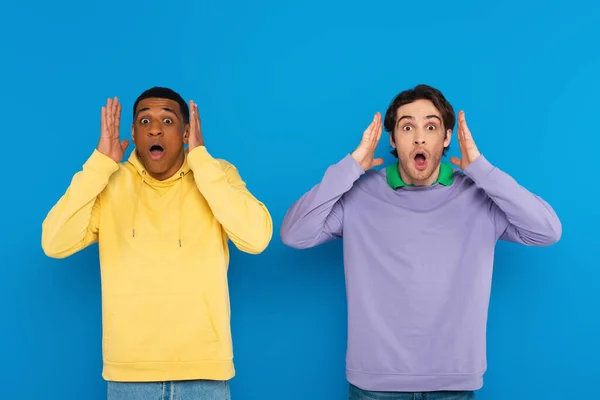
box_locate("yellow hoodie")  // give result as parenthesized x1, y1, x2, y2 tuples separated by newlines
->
(41, 146, 273, 382)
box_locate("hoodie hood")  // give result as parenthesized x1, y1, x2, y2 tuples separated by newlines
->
(127, 149, 191, 247)
(127, 149, 191, 185)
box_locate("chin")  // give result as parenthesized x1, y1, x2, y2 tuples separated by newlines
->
(405, 167, 437, 185)
(410, 171, 433, 182)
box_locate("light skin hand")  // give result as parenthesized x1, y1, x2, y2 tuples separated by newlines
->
(97, 97, 129, 163)
(449, 110, 481, 170)
(351, 112, 385, 170)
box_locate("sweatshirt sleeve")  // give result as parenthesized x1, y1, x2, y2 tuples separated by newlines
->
(42, 150, 120, 258)
(464, 155, 562, 246)
(280, 154, 365, 249)
(186, 146, 273, 254)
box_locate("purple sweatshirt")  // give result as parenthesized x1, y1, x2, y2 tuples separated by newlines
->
(280, 154, 561, 392)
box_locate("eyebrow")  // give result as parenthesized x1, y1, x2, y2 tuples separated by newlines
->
(136, 107, 179, 117)
(397, 114, 442, 124)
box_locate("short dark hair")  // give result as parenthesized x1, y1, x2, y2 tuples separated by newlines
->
(383, 84, 455, 158)
(133, 87, 190, 123)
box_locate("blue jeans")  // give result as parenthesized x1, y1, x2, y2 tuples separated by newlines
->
(107, 380, 230, 400)
(349, 384, 475, 400)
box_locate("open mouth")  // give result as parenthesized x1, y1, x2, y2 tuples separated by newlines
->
(149, 144, 165, 160)
(414, 151, 427, 170)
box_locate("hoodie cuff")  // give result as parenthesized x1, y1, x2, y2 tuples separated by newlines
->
(85, 150, 120, 176)
(186, 146, 216, 170)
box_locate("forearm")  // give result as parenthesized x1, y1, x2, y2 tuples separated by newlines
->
(41, 150, 118, 258)
(280, 154, 364, 248)
(465, 155, 562, 245)
(187, 146, 273, 254)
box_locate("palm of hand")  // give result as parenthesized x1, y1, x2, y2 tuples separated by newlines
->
(97, 97, 128, 163)
(450, 111, 481, 170)
(103, 127, 125, 160)
(352, 112, 384, 170)
(188, 100, 205, 151)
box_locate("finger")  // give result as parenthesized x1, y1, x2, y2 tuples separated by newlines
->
(115, 97, 121, 129)
(372, 112, 382, 146)
(459, 111, 473, 142)
(362, 114, 377, 140)
(101, 106, 107, 136)
(449, 157, 461, 167)
(367, 114, 378, 144)
(194, 102, 200, 127)
(189, 101, 196, 133)
(106, 98, 114, 136)
(372, 117, 382, 149)
(456, 112, 466, 153)
(372, 157, 384, 167)
(120, 139, 129, 151)
(111, 96, 118, 122)
(456, 111, 464, 142)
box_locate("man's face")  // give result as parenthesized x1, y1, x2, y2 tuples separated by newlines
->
(132, 98, 189, 181)
(390, 99, 452, 186)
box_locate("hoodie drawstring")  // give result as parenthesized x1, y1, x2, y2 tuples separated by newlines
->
(178, 171, 184, 247)
(132, 171, 146, 238)
(131, 170, 185, 248)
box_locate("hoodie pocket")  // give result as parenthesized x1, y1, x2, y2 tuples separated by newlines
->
(103, 292, 221, 363)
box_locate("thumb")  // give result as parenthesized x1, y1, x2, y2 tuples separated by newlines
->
(449, 157, 461, 167)
(372, 158, 385, 167)
(121, 139, 129, 151)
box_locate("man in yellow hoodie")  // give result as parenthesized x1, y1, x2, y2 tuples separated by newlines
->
(41, 87, 273, 399)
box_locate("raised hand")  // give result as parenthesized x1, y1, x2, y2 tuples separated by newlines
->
(450, 110, 481, 170)
(97, 97, 128, 163)
(188, 100, 205, 151)
(351, 112, 384, 170)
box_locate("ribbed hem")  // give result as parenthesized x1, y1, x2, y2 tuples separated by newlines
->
(346, 369, 484, 392)
(102, 360, 235, 382)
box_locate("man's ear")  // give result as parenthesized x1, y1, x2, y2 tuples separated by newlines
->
(183, 123, 190, 144)
(131, 123, 136, 144)
(444, 128, 452, 147)
(389, 131, 396, 149)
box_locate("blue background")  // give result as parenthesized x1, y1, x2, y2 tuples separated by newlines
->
(1, 0, 598, 398)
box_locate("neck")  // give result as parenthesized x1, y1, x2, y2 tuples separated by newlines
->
(398, 162, 441, 186)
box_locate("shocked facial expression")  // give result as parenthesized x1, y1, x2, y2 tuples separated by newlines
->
(131, 98, 190, 181)
(390, 99, 452, 186)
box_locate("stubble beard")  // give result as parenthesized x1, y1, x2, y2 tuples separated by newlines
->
(398, 146, 444, 186)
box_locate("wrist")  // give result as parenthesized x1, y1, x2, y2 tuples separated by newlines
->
(96, 146, 119, 163)
(350, 150, 366, 171)
(188, 141, 205, 152)
(464, 154, 493, 184)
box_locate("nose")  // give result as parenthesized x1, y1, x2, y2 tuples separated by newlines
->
(148, 120, 163, 136)
(413, 128, 426, 145)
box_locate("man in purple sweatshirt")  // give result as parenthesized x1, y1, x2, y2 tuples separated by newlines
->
(280, 84, 561, 399)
